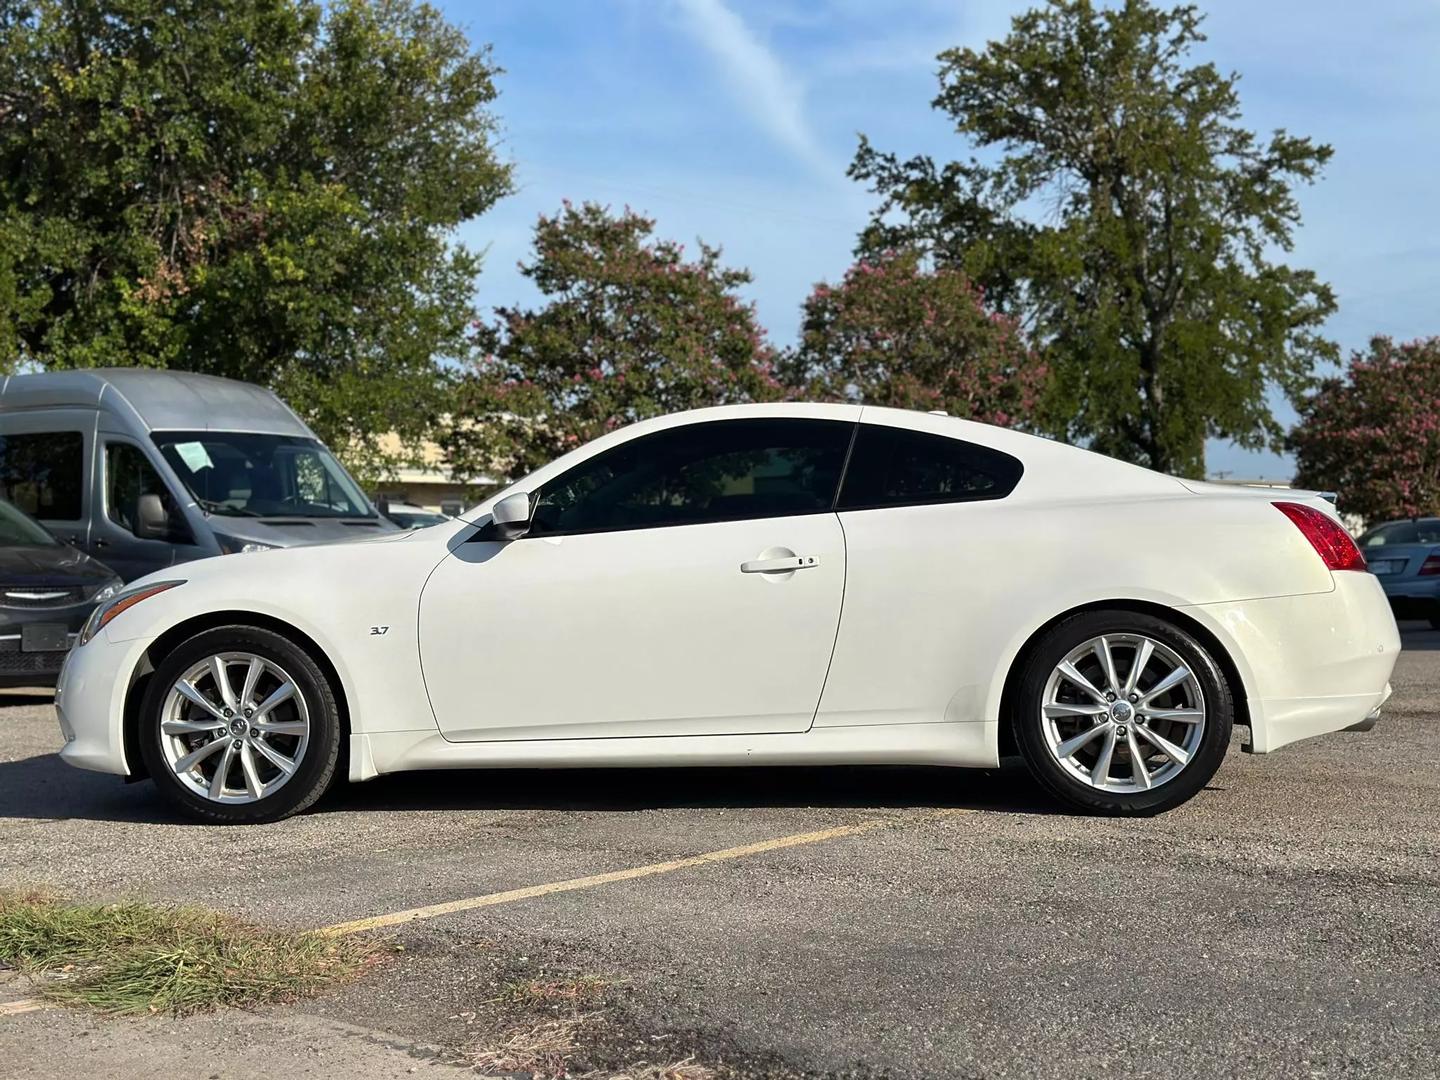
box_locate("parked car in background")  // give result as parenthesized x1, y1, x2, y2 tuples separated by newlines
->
(1356, 516, 1440, 628)
(0, 497, 122, 687)
(0, 369, 398, 582)
(378, 500, 450, 530)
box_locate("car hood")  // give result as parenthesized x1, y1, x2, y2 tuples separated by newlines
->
(0, 543, 117, 587)
(206, 516, 402, 548)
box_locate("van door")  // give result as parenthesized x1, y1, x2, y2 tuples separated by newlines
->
(92, 437, 205, 581)
(0, 409, 96, 549)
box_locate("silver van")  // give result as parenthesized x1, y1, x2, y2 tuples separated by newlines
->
(0, 369, 397, 581)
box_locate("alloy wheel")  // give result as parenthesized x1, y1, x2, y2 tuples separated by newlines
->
(158, 652, 310, 804)
(1040, 633, 1206, 793)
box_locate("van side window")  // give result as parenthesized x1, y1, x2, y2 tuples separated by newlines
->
(0, 432, 84, 520)
(105, 442, 185, 539)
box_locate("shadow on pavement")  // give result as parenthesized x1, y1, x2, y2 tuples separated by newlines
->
(0, 751, 1063, 822)
(322, 761, 1063, 817)
(1397, 621, 1440, 652)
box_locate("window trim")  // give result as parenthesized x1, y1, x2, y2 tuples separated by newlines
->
(834, 423, 1025, 513)
(513, 417, 860, 540)
(101, 437, 193, 543)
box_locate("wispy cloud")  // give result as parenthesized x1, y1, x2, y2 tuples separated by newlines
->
(669, 0, 833, 177)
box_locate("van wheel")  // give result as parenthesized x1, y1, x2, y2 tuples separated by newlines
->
(1013, 611, 1234, 815)
(138, 626, 340, 824)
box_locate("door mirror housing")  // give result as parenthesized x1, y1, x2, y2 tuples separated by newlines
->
(136, 493, 170, 540)
(485, 491, 533, 541)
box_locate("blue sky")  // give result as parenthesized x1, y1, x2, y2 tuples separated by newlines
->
(438, 0, 1440, 480)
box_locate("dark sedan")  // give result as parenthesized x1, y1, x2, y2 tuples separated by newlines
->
(1357, 516, 1440, 628)
(0, 499, 122, 687)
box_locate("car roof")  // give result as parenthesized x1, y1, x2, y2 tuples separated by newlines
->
(0, 369, 313, 438)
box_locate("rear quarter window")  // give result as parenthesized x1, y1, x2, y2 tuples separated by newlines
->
(838, 424, 1023, 510)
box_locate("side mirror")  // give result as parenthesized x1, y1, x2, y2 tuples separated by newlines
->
(487, 491, 533, 541)
(136, 493, 170, 540)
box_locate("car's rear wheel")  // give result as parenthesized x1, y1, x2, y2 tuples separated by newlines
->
(138, 626, 341, 824)
(1013, 611, 1234, 815)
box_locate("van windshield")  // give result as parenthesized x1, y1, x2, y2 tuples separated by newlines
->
(152, 432, 373, 519)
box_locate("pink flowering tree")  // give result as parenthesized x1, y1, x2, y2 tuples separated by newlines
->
(1291, 337, 1440, 522)
(443, 202, 784, 480)
(780, 250, 1050, 428)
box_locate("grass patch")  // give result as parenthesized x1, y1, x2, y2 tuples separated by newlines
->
(0, 888, 378, 1015)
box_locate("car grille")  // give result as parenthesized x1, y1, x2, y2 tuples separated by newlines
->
(0, 586, 89, 609)
(0, 639, 68, 674)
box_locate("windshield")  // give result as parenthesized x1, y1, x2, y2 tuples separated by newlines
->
(152, 432, 373, 519)
(1358, 519, 1440, 547)
(0, 498, 58, 546)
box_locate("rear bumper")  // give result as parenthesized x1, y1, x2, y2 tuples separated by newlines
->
(1182, 572, 1400, 754)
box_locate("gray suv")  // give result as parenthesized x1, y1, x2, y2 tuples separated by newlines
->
(0, 369, 397, 582)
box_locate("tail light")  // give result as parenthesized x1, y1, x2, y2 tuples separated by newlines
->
(1420, 554, 1440, 577)
(1272, 502, 1366, 572)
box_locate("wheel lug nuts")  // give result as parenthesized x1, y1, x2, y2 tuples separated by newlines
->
(249, 728, 259, 738)
(1128, 693, 1137, 702)
(1106, 692, 1116, 701)
(1115, 725, 1127, 738)
(231, 739, 242, 749)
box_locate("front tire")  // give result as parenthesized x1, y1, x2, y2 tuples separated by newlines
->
(138, 626, 341, 824)
(1013, 611, 1234, 815)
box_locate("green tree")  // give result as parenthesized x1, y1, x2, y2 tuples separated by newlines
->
(442, 201, 783, 482)
(1291, 338, 1440, 523)
(781, 250, 1049, 428)
(850, 0, 1337, 477)
(0, 0, 511, 483)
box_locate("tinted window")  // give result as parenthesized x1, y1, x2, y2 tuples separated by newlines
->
(106, 442, 188, 540)
(0, 431, 84, 520)
(1358, 519, 1440, 547)
(0, 499, 59, 546)
(531, 419, 853, 535)
(838, 425, 1023, 510)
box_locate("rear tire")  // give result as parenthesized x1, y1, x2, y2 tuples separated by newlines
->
(138, 626, 341, 825)
(1013, 610, 1234, 815)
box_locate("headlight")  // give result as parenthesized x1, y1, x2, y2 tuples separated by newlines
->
(217, 536, 276, 554)
(78, 580, 185, 647)
(90, 578, 124, 605)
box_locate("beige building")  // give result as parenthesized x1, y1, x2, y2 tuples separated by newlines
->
(369, 431, 498, 515)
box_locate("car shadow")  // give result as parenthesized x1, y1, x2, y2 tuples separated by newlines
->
(0, 751, 1065, 823)
(1397, 621, 1440, 652)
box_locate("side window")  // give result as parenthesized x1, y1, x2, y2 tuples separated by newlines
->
(105, 442, 187, 539)
(838, 425, 1023, 510)
(0, 431, 84, 520)
(530, 419, 854, 536)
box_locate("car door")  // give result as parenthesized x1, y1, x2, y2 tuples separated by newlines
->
(418, 416, 855, 742)
(92, 438, 206, 581)
(815, 418, 1027, 729)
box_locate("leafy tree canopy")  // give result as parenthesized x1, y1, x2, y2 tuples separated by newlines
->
(850, 0, 1337, 477)
(781, 250, 1048, 429)
(1291, 338, 1440, 523)
(443, 201, 783, 482)
(0, 0, 511, 482)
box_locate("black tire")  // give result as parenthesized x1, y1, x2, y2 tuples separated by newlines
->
(138, 625, 341, 825)
(1429, 611, 1440, 632)
(1012, 610, 1234, 816)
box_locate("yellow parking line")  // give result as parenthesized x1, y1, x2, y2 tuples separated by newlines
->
(321, 808, 970, 938)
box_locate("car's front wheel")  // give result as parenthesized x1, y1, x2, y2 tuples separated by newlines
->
(138, 626, 341, 824)
(1013, 611, 1234, 815)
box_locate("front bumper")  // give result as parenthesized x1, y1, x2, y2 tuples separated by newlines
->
(54, 629, 150, 776)
(1184, 572, 1400, 754)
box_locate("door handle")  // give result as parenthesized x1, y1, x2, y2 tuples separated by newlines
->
(740, 555, 820, 574)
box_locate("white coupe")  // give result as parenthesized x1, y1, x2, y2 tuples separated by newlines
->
(55, 404, 1399, 824)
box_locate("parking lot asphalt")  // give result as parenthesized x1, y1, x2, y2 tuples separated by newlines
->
(1, 626, 1438, 1080)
